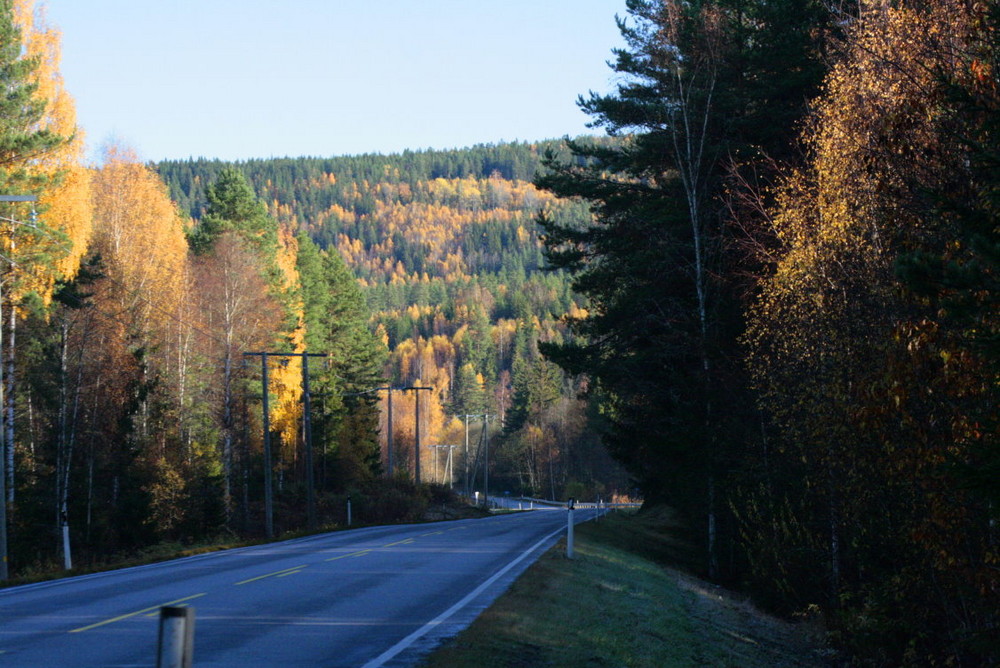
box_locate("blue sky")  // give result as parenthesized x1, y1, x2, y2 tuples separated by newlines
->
(42, 1, 626, 163)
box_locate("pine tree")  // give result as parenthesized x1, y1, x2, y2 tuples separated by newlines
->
(297, 234, 385, 485)
(535, 0, 831, 577)
(0, 0, 67, 576)
(188, 167, 277, 259)
(0, 0, 62, 187)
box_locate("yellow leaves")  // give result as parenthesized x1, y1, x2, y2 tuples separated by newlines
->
(269, 348, 304, 455)
(565, 303, 589, 321)
(274, 223, 301, 293)
(9, 0, 92, 295)
(324, 175, 557, 285)
(91, 143, 190, 342)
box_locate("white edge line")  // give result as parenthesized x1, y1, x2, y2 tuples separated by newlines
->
(361, 524, 565, 668)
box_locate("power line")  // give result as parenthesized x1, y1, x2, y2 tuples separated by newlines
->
(244, 351, 327, 535)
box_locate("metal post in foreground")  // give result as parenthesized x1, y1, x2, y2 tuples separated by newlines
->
(566, 498, 575, 559)
(157, 606, 194, 668)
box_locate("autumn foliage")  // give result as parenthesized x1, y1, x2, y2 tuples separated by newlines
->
(5, 1, 996, 663)
(534, 0, 998, 664)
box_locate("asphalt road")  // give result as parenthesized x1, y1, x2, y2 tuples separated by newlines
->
(0, 506, 594, 667)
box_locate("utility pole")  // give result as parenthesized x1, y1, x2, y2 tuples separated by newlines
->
(368, 387, 395, 476)
(301, 353, 316, 530)
(244, 350, 325, 535)
(387, 387, 394, 475)
(483, 414, 490, 508)
(243, 352, 273, 539)
(410, 386, 431, 484)
(430, 445, 457, 485)
(462, 414, 486, 499)
(369, 386, 432, 484)
(0, 195, 38, 581)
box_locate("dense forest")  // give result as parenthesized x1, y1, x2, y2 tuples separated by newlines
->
(2, 0, 630, 597)
(532, 0, 998, 665)
(157, 141, 629, 503)
(0, 0, 997, 664)
(0, 0, 629, 597)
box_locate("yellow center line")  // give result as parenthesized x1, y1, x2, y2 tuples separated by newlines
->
(235, 565, 308, 585)
(69, 593, 205, 633)
(421, 531, 444, 536)
(382, 538, 415, 547)
(145, 601, 194, 617)
(325, 549, 370, 561)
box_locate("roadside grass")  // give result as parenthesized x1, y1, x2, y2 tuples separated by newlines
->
(5, 534, 258, 588)
(423, 510, 716, 668)
(423, 508, 827, 668)
(2, 489, 488, 589)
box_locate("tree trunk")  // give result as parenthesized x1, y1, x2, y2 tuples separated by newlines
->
(222, 352, 233, 521)
(829, 468, 841, 607)
(668, 40, 719, 581)
(5, 303, 16, 503)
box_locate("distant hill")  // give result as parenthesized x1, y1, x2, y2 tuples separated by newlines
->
(156, 140, 591, 330)
(157, 140, 626, 499)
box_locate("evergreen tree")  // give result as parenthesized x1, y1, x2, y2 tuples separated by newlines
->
(0, 0, 62, 190)
(188, 167, 277, 258)
(0, 0, 66, 574)
(450, 362, 486, 417)
(535, 0, 830, 576)
(297, 234, 385, 484)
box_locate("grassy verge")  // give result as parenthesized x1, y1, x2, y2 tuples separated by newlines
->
(423, 509, 828, 668)
(3, 490, 487, 589)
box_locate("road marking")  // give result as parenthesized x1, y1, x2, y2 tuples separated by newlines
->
(277, 570, 303, 578)
(362, 525, 565, 668)
(382, 538, 415, 547)
(69, 593, 205, 633)
(325, 549, 370, 561)
(145, 601, 195, 617)
(235, 565, 307, 585)
(421, 531, 443, 536)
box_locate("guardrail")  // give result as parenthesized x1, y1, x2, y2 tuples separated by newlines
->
(515, 496, 642, 509)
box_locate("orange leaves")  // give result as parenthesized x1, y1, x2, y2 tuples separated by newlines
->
(745, 4, 999, 659)
(91, 144, 189, 331)
(326, 175, 554, 285)
(9, 0, 92, 295)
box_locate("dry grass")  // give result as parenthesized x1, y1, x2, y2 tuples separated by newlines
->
(423, 510, 830, 667)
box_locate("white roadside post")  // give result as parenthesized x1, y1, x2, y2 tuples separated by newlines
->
(61, 510, 71, 569)
(157, 606, 194, 668)
(347, 495, 352, 527)
(566, 498, 575, 559)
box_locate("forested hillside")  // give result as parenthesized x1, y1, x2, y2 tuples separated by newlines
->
(157, 143, 628, 503)
(0, 0, 626, 594)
